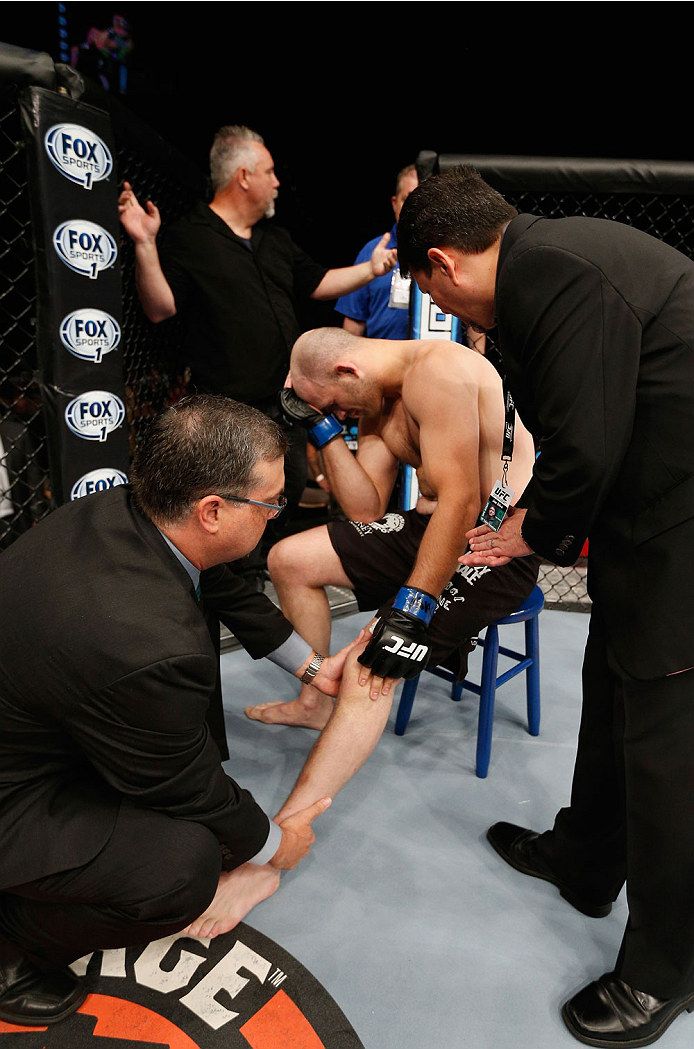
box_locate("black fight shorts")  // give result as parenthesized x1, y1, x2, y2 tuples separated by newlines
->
(327, 510, 542, 680)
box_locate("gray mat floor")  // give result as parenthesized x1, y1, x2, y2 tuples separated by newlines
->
(219, 609, 692, 1049)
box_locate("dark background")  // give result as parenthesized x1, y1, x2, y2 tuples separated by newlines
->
(2, 3, 689, 276)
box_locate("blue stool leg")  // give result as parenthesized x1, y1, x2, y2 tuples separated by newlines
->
(395, 675, 419, 736)
(476, 625, 499, 778)
(525, 613, 541, 736)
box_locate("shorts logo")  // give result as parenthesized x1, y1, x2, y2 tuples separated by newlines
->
(45, 123, 113, 189)
(71, 468, 128, 500)
(65, 391, 125, 442)
(350, 512, 405, 537)
(60, 308, 121, 363)
(53, 220, 117, 279)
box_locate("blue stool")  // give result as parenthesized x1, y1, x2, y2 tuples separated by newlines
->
(394, 584, 544, 778)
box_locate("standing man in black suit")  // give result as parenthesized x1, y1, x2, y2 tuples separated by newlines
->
(0, 395, 356, 1029)
(397, 166, 694, 1047)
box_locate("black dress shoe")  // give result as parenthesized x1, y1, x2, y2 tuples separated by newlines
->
(562, 972, 694, 1046)
(487, 822, 612, 918)
(0, 942, 87, 1026)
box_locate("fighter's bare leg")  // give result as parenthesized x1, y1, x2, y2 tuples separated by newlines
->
(183, 863, 281, 939)
(275, 646, 393, 822)
(246, 526, 355, 728)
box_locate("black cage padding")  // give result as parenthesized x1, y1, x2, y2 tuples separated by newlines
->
(417, 151, 694, 195)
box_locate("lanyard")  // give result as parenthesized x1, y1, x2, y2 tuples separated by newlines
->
(501, 379, 515, 489)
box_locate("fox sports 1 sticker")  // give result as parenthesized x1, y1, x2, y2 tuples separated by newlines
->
(65, 391, 125, 442)
(44, 123, 113, 190)
(53, 220, 117, 279)
(60, 308, 121, 363)
(71, 468, 128, 500)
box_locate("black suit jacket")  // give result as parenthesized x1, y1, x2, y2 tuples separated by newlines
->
(496, 214, 694, 679)
(0, 487, 293, 888)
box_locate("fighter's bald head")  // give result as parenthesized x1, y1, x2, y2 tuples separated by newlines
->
(290, 328, 385, 419)
(291, 327, 362, 386)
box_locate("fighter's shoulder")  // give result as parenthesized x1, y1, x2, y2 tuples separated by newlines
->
(408, 340, 496, 386)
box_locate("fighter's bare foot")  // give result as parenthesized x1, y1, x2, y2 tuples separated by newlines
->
(183, 863, 281, 940)
(244, 697, 333, 729)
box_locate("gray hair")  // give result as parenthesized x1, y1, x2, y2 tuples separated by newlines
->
(209, 125, 265, 192)
(131, 394, 288, 525)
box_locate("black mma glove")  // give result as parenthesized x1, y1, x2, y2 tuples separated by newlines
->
(357, 586, 437, 680)
(278, 388, 343, 448)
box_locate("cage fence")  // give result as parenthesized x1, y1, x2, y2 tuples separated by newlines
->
(3, 59, 694, 618)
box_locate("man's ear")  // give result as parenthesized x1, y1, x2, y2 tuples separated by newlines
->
(196, 494, 224, 534)
(335, 362, 360, 380)
(427, 246, 457, 280)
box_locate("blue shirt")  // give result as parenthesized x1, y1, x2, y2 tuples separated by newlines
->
(335, 225, 410, 340)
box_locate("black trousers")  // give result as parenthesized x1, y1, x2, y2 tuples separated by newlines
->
(0, 800, 221, 967)
(537, 605, 694, 998)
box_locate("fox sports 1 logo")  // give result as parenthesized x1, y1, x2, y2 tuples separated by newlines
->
(44, 123, 113, 190)
(53, 220, 117, 279)
(60, 308, 121, 364)
(71, 468, 128, 500)
(65, 391, 125, 442)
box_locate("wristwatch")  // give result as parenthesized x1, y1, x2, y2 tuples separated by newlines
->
(300, 651, 325, 684)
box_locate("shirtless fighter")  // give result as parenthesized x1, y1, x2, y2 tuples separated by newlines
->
(245, 327, 541, 731)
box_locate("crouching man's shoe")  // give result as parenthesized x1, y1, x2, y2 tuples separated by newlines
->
(0, 938, 86, 1026)
(486, 822, 612, 918)
(562, 972, 694, 1047)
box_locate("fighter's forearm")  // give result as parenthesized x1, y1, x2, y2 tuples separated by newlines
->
(320, 438, 390, 522)
(405, 497, 480, 597)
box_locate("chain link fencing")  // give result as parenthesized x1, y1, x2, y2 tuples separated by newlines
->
(108, 100, 207, 452)
(3, 61, 694, 617)
(0, 84, 51, 549)
(0, 59, 206, 549)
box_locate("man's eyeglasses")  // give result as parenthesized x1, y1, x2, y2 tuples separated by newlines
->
(222, 493, 287, 518)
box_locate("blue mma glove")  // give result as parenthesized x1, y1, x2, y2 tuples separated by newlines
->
(278, 388, 342, 448)
(357, 586, 436, 680)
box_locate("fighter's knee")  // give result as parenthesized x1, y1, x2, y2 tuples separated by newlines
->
(345, 646, 367, 676)
(337, 646, 392, 707)
(267, 535, 301, 581)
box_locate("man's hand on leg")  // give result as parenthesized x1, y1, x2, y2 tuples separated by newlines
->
(182, 798, 331, 939)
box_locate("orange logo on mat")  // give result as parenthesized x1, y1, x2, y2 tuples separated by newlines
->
(0, 993, 201, 1046)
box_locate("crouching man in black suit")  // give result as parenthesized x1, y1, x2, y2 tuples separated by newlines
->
(0, 394, 358, 1028)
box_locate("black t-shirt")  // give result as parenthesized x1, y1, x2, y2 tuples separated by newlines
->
(160, 203, 328, 403)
